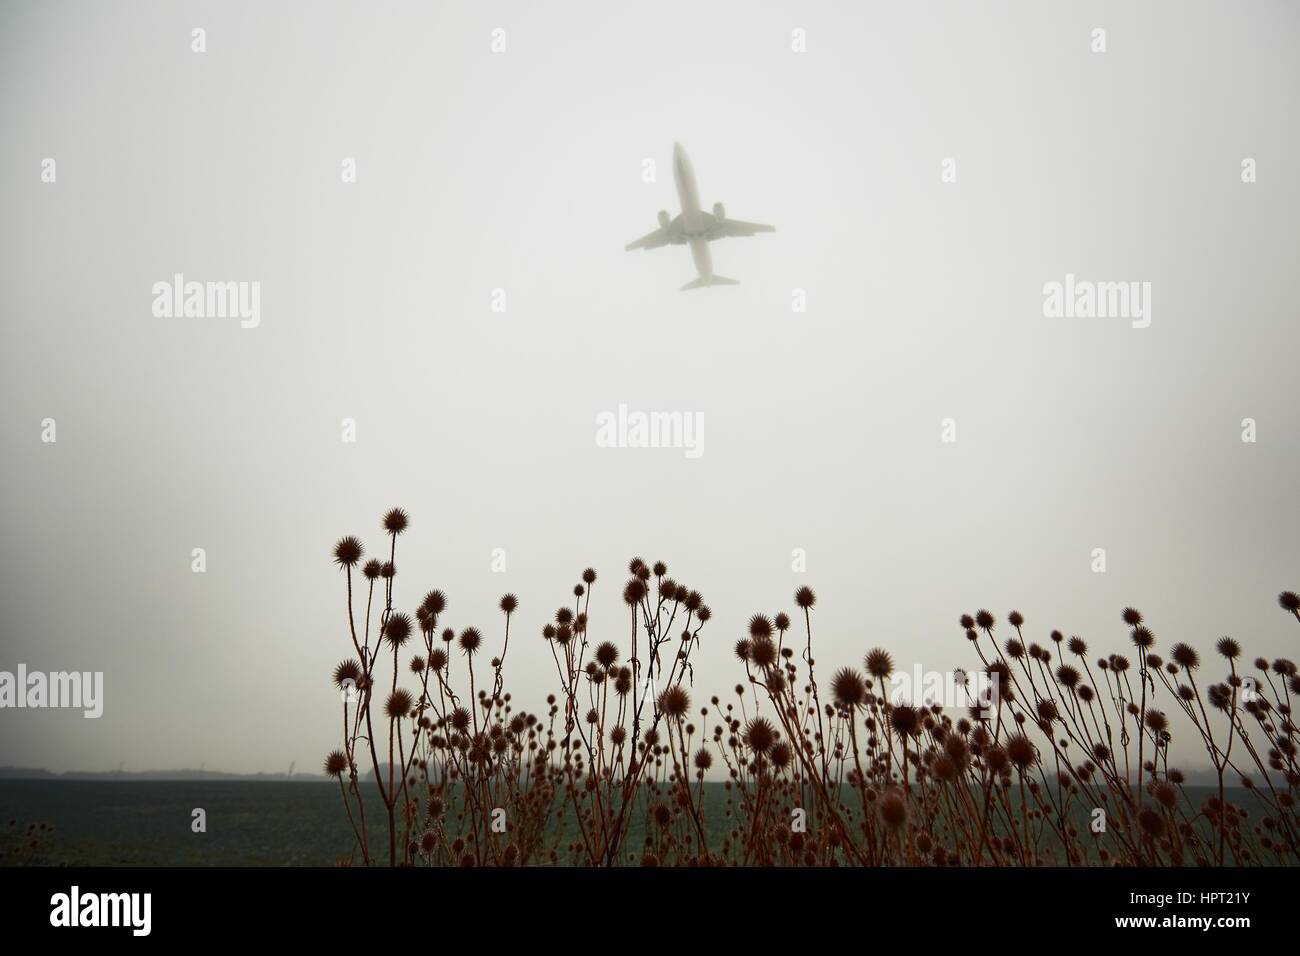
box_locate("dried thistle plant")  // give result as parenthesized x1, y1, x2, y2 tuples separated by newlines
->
(329, 510, 1299, 866)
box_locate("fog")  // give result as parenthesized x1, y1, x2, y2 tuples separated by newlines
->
(1, 0, 1296, 773)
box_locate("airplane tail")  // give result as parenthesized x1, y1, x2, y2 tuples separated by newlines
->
(680, 275, 740, 291)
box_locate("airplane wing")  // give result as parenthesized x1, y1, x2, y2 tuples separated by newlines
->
(713, 218, 775, 239)
(625, 227, 671, 251)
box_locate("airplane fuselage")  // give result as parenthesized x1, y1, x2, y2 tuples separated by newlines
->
(672, 143, 712, 280)
(673, 143, 704, 229)
(624, 142, 770, 289)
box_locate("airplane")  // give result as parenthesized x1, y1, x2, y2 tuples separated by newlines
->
(625, 142, 774, 290)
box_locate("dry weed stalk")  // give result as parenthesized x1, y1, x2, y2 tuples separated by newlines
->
(329, 509, 1300, 866)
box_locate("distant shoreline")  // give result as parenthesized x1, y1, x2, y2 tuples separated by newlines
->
(0, 768, 330, 782)
(0, 766, 1255, 787)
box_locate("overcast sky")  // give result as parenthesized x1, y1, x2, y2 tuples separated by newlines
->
(1, 0, 1297, 773)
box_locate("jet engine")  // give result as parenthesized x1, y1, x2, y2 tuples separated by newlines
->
(712, 202, 725, 219)
(657, 210, 670, 227)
